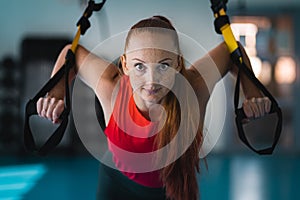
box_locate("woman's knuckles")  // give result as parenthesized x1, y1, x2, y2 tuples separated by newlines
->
(36, 97, 64, 122)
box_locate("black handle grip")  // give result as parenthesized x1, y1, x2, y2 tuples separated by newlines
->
(24, 99, 70, 156)
(23, 61, 70, 155)
(235, 103, 282, 155)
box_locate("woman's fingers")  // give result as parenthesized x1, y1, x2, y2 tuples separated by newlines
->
(255, 98, 265, 117)
(242, 99, 253, 118)
(52, 100, 64, 124)
(41, 97, 50, 118)
(36, 97, 43, 116)
(242, 97, 272, 120)
(36, 97, 64, 124)
(45, 98, 57, 121)
(264, 97, 271, 113)
(249, 98, 260, 118)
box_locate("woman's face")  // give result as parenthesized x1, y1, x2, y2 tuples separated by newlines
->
(122, 31, 181, 105)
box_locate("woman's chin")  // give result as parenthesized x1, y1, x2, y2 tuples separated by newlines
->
(139, 93, 162, 104)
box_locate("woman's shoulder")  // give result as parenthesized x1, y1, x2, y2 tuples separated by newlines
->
(185, 68, 206, 88)
(184, 68, 210, 105)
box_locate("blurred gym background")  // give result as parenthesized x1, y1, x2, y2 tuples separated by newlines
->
(0, 0, 299, 199)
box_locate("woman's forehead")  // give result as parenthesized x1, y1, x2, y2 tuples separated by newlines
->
(126, 31, 178, 54)
(126, 48, 178, 62)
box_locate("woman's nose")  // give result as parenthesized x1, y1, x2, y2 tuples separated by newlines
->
(145, 67, 160, 84)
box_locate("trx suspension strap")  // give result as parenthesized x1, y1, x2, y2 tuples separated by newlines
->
(24, 0, 106, 156)
(209, 0, 282, 155)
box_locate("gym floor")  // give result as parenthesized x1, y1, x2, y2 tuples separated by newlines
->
(0, 153, 299, 200)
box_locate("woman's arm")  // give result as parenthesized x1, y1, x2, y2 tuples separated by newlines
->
(188, 42, 271, 118)
(37, 44, 120, 123)
(49, 44, 119, 96)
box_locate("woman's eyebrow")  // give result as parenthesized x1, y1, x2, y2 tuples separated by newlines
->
(158, 58, 172, 63)
(132, 58, 145, 63)
(132, 58, 172, 63)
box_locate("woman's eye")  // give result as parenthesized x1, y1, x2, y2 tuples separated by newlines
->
(134, 63, 145, 71)
(158, 63, 170, 71)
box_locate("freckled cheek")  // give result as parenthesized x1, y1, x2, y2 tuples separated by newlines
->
(159, 73, 176, 89)
(128, 74, 146, 90)
(159, 71, 175, 90)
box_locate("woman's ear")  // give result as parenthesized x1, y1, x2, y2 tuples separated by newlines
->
(120, 54, 129, 75)
(176, 54, 183, 73)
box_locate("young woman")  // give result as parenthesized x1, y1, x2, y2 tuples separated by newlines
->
(37, 16, 271, 200)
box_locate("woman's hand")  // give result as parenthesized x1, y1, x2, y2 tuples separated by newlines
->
(242, 97, 271, 120)
(37, 97, 64, 124)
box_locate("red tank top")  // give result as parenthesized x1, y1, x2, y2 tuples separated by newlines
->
(104, 76, 163, 188)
